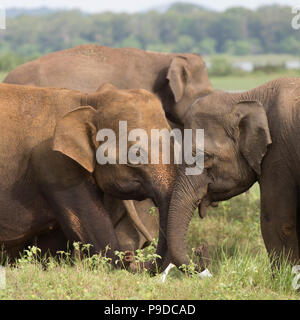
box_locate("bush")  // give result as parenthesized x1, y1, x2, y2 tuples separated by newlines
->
(0, 52, 38, 72)
(0, 52, 25, 72)
(253, 63, 286, 74)
(208, 57, 235, 76)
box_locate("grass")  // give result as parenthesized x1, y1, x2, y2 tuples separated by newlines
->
(0, 252, 297, 300)
(210, 70, 300, 91)
(204, 54, 298, 66)
(0, 187, 299, 300)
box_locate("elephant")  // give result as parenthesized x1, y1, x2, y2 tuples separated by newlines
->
(3, 44, 212, 260)
(165, 77, 300, 271)
(0, 82, 176, 266)
(3, 44, 212, 125)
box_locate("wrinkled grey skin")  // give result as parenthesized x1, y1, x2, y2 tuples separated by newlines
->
(167, 77, 300, 270)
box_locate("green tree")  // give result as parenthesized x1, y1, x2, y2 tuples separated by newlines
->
(209, 57, 234, 76)
(197, 38, 216, 55)
(175, 35, 195, 52)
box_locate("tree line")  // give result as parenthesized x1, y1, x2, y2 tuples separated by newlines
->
(0, 2, 299, 71)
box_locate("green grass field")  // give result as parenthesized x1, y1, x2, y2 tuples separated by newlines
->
(0, 70, 299, 300)
(204, 54, 298, 65)
(211, 71, 300, 91)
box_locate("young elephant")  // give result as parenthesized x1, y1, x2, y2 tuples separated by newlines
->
(167, 77, 300, 270)
(0, 83, 176, 265)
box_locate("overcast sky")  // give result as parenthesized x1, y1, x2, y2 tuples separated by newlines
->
(1, 0, 300, 13)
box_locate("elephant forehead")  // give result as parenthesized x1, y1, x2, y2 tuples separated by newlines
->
(191, 91, 232, 112)
(98, 105, 168, 132)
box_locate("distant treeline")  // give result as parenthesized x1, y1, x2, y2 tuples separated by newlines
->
(0, 2, 299, 65)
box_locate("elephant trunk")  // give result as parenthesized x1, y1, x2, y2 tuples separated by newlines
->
(153, 192, 172, 271)
(167, 167, 209, 269)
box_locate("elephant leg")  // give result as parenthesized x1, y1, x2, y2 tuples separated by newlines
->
(41, 179, 121, 263)
(31, 141, 121, 265)
(260, 170, 300, 267)
(29, 225, 69, 257)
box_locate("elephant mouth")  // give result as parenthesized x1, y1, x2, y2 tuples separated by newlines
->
(197, 197, 214, 219)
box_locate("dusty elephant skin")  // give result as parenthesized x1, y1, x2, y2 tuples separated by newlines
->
(25, 196, 160, 257)
(3, 44, 212, 125)
(168, 77, 300, 270)
(0, 83, 176, 266)
(3, 44, 212, 264)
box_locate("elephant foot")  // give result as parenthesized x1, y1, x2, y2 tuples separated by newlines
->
(194, 243, 210, 270)
(122, 251, 154, 274)
(124, 250, 134, 263)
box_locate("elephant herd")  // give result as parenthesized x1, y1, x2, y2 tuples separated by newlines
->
(1, 44, 300, 273)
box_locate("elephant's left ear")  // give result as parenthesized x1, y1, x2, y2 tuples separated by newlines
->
(234, 100, 272, 176)
(52, 106, 98, 173)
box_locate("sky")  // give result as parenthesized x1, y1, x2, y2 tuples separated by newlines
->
(1, 0, 300, 13)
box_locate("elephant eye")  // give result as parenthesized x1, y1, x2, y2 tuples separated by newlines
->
(204, 152, 214, 168)
(204, 152, 213, 160)
(127, 145, 148, 167)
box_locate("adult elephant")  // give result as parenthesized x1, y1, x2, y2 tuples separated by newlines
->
(167, 78, 300, 270)
(0, 83, 176, 266)
(3, 44, 212, 125)
(3, 44, 212, 261)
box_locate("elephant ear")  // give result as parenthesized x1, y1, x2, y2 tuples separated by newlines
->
(234, 100, 272, 175)
(52, 106, 98, 173)
(167, 56, 189, 103)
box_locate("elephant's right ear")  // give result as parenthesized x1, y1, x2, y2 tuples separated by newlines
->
(52, 106, 98, 173)
(167, 56, 189, 103)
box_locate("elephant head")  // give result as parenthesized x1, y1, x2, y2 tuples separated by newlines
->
(168, 91, 272, 269)
(52, 84, 177, 264)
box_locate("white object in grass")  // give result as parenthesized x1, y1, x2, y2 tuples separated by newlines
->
(161, 264, 212, 283)
(161, 263, 175, 283)
(198, 268, 212, 279)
